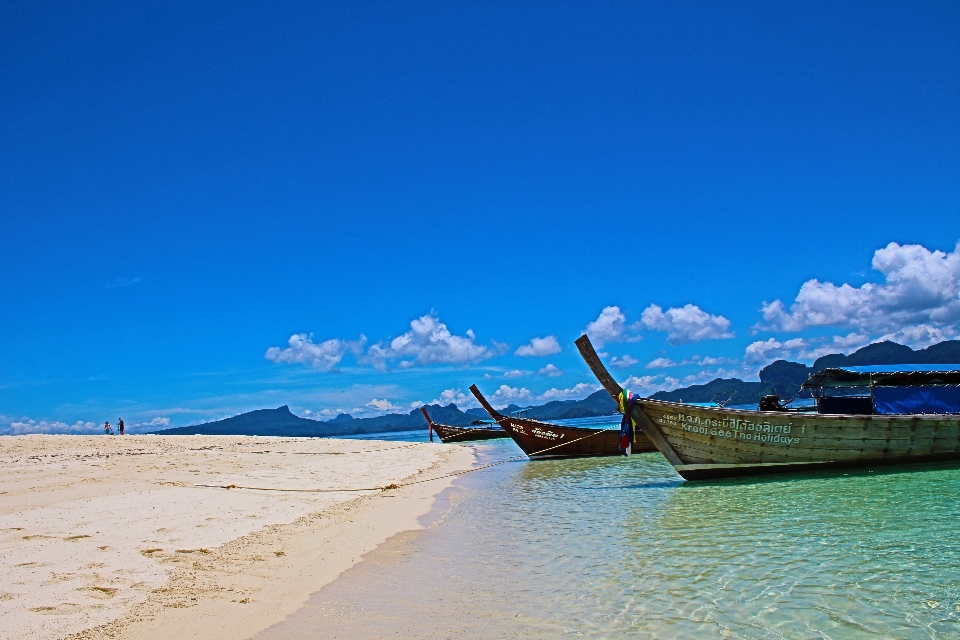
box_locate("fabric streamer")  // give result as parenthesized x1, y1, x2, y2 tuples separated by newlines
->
(618, 389, 638, 456)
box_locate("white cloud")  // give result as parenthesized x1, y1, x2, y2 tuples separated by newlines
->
(758, 241, 960, 340)
(129, 417, 171, 432)
(365, 314, 492, 371)
(621, 375, 681, 396)
(2, 419, 99, 435)
(610, 354, 639, 369)
(366, 398, 401, 413)
(537, 364, 563, 377)
(698, 356, 736, 366)
(491, 385, 533, 407)
(646, 357, 679, 369)
(585, 306, 641, 347)
(879, 324, 956, 349)
(539, 383, 599, 401)
(503, 370, 528, 379)
(640, 304, 734, 345)
(489, 382, 604, 407)
(515, 335, 561, 357)
(265, 334, 365, 372)
(645, 355, 737, 369)
(431, 388, 480, 409)
(409, 401, 424, 410)
(744, 333, 871, 366)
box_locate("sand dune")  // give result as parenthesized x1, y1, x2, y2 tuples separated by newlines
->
(0, 434, 473, 640)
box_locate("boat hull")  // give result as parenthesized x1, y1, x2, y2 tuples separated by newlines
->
(431, 423, 508, 443)
(641, 398, 960, 479)
(574, 333, 960, 480)
(498, 416, 657, 458)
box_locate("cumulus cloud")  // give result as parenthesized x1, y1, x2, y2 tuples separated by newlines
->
(640, 304, 734, 345)
(879, 324, 956, 348)
(757, 242, 960, 342)
(503, 370, 528, 379)
(129, 417, 171, 432)
(2, 419, 99, 435)
(585, 306, 641, 347)
(744, 333, 871, 366)
(366, 398, 401, 413)
(610, 355, 639, 369)
(698, 356, 737, 366)
(365, 314, 492, 371)
(515, 336, 561, 357)
(491, 385, 534, 406)
(265, 334, 365, 372)
(539, 383, 599, 401)
(622, 375, 681, 396)
(646, 357, 679, 369)
(645, 355, 737, 369)
(485, 383, 600, 407)
(537, 364, 563, 377)
(431, 388, 480, 409)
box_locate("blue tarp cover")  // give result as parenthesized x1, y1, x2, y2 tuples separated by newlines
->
(873, 385, 960, 415)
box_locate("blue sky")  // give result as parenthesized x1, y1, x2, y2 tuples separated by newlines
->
(2, 1, 959, 433)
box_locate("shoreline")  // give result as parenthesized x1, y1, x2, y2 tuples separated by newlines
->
(0, 435, 474, 640)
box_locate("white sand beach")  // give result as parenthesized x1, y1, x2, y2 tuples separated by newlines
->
(0, 434, 473, 640)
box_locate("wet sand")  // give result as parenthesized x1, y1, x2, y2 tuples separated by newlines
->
(0, 434, 473, 640)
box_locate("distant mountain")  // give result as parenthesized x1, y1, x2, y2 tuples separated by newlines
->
(154, 391, 619, 438)
(650, 339, 960, 405)
(811, 340, 960, 371)
(155, 340, 960, 437)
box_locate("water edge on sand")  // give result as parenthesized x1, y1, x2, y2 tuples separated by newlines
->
(257, 433, 960, 639)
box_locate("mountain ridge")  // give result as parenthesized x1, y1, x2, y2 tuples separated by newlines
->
(155, 339, 960, 437)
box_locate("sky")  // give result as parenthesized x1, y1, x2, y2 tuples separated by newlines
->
(1, 1, 959, 434)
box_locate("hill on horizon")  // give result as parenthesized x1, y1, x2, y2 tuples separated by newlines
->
(156, 339, 960, 437)
(153, 389, 620, 438)
(650, 339, 960, 404)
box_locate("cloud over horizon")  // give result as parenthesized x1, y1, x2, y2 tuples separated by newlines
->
(757, 241, 960, 345)
(641, 303, 734, 345)
(265, 334, 366, 372)
(584, 306, 641, 347)
(515, 335, 561, 357)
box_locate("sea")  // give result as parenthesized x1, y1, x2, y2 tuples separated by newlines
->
(262, 416, 960, 639)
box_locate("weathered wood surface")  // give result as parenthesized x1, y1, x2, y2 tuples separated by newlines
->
(575, 334, 960, 479)
(421, 406, 507, 442)
(469, 384, 656, 458)
(429, 422, 508, 443)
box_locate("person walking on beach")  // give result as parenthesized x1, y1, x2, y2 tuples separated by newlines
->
(118, 418, 124, 435)
(104, 421, 112, 435)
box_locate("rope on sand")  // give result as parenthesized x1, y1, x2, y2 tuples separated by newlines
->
(192, 425, 619, 494)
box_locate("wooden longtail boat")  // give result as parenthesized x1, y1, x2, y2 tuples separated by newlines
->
(420, 407, 506, 443)
(575, 334, 960, 480)
(468, 384, 657, 458)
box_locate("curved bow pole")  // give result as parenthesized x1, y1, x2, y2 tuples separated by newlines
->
(574, 334, 684, 466)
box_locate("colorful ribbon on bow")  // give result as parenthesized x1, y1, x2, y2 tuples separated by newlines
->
(618, 389, 638, 456)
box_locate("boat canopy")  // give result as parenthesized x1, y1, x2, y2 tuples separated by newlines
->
(801, 365, 960, 390)
(801, 365, 960, 415)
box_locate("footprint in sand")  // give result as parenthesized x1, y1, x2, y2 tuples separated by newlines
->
(80, 586, 118, 600)
(30, 603, 83, 615)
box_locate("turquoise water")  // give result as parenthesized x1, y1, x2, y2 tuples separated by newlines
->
(260, 434, 960, 639)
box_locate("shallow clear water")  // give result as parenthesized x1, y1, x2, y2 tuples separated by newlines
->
(260, 439, 960, 639)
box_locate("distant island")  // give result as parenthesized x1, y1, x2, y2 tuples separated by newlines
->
(649, 339, 960, 404)
(155, 339, 960, 438)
